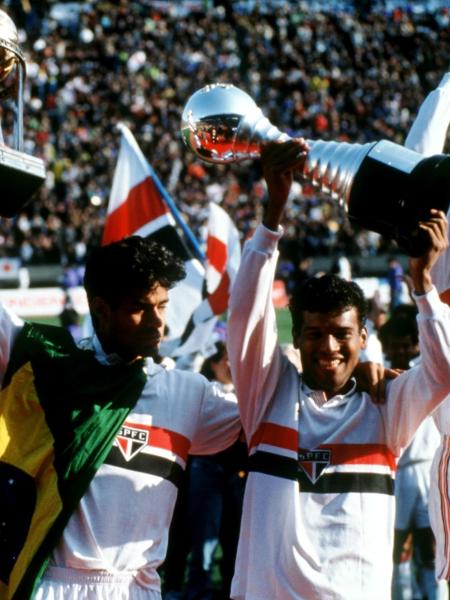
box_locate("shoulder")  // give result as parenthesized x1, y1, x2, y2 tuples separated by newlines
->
(163, 367, 209, 388)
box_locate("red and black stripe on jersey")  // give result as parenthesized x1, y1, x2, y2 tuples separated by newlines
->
(248, 422, 396, 495)
(104, 420, 190, 488)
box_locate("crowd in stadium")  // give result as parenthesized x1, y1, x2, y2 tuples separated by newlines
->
(0, 0, 449, 274)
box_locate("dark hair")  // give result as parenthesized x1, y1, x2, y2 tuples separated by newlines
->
(83, 236, 186, 307)
(390, 303, 418, 322)
(378, 315, 419, 349)
(289, 274, 367, 335)
(200, 341, 227, 382)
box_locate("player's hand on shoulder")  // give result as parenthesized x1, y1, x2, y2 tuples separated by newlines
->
(354, 361, 403, 404)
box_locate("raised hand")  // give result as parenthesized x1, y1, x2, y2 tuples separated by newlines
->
(261, 138, 309, 231)
(409, 209, 449, 295)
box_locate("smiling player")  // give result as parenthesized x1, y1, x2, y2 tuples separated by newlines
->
(227, 139, 450, 600)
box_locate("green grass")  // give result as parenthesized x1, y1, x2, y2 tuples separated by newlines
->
(276, 307, 292, 345)
(26, 309, 293, 345)
(26, 315, 61, 325)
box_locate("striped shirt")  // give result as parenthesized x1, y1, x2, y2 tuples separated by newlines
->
(228, 224, 450, 600)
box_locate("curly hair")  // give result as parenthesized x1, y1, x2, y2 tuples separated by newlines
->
(84, 236, 186, 307)
(289, 274, 367, 336)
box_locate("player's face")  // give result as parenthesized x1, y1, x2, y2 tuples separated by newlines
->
(294, 308, 367, 399)
(94, 284, 169, 362)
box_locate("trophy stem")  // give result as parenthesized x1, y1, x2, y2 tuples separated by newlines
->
(238, 107, 374, 208)
(302, 140, 374, 207)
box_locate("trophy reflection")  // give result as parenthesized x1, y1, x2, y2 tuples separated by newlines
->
(181, 83, 450, 256)
(0, 9, 46, 217)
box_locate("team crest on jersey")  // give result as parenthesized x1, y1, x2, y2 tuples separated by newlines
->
(116, 425, 149, 461)
(298, 449, 331, 483)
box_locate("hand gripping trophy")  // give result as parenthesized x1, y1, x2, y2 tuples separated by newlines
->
(0, 9, 46, 217)
(181, 83, 450, 256)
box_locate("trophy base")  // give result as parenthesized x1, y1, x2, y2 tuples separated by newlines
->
(0, 146, 46, 217)
(348, 146, 450, 257)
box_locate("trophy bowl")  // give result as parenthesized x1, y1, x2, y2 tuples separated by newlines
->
(181, 83, 289, 164)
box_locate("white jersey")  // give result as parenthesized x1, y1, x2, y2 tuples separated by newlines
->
(397, 416, 441, 468)
(0, 306, 240, 599)
(427, 160, 450, 582)
(394, 417, 440, 531)
(227, 225, 450, 600)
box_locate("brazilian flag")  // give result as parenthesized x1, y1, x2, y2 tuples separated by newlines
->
(0, 322, 147, 600)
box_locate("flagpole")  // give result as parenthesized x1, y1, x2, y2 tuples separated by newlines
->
(146, 163, 205, 263)
(116, 123, 205, 263)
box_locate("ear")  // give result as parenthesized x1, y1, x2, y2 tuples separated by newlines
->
(360, 325, 368, 350)
(292, 328, 300, 350)
(90, 297, 111, 335)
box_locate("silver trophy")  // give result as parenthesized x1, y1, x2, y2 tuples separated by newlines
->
(181, 83, 450, 256)
(0, 9, 46, 217)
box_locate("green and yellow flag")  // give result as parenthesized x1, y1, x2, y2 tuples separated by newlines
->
(0, 322, 147, 600)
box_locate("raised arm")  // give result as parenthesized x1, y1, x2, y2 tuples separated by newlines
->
(227, 139, 308, 439)
(405, 72, 450, 157)
(384, 210, 450, 452)
(261, 140, 309, 231)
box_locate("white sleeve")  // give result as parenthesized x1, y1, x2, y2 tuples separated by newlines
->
(405, 72, 450, 296)
(190, 380, 240, 455)
(383, 286, 450, 453)
(0, 304, 23, 387)
(433, 396, 450, 436)
(227, 224, 287, 440)
(404, 72, 450, 156)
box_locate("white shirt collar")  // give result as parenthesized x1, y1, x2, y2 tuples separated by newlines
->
(79, 334, 160, 375)
(301, 377, 357, 407)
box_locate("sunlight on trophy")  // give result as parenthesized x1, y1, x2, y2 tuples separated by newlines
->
(0, 9, 46, 217)
(181, 83, 450, 256)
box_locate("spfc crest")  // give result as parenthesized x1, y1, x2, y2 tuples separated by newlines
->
(298, 449, 331, 484)
(116, 425, 149, 461)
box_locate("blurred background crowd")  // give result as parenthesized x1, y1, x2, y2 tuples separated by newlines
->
(0, 0, 449, 280)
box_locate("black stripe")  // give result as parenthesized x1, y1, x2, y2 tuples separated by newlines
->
(298, 471, 394, 495)
(248, 450, 394, 495)
(178, 314, 196, 346)
(105, 446, 185, 488)
(248, 451, 298, 481)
